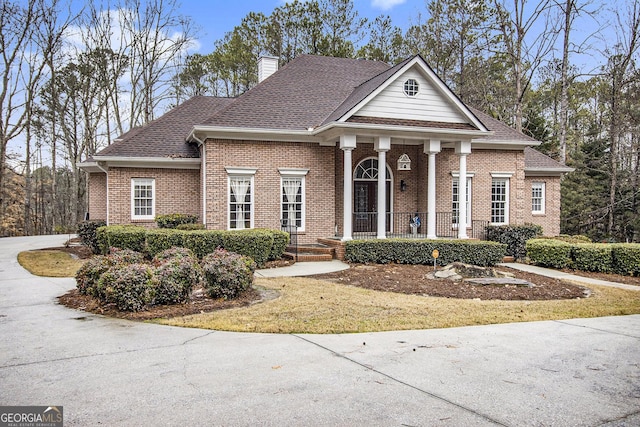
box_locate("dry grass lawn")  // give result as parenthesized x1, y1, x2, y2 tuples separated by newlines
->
(155, 276, 640, 333)
(18, 250, 84, 278)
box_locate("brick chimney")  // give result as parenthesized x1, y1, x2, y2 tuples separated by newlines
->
(258, 56, 279, 83)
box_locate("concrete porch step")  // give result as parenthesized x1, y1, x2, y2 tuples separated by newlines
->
(284, 243, 335, 261)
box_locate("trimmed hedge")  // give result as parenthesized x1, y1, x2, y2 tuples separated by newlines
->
(77, 220, 107, 254)
(96, 225, 147, 254)
(96, 226, 287, 266)
(525, 239, 573, 268)
(527, 239, 640, 276)
(572, 244, 613, 273)
(345, 239, 507, 267)
(612, 244, 640, 276)
(155, 213, 199, 229)
(485, 224, 542, 260)
(146, 229, 186, 257)
(100, 263, 155, 312)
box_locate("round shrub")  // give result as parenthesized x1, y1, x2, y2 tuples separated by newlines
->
(152, 247, 196, 264)
(201, 248, 256, 299)
(153, 249, 202, 305)
(110, 247, 146, 264)
(99, 263, 155, 311)
(75, 255, 112, 297)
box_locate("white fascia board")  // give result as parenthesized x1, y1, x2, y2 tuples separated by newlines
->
(78, 161, 104, 173)
(470, 140, 540, 150)
(525, 167, 574, 176)
(190, 126, 318, 143)
(91, 156, 201, 170)
(338, 56, 490, 133)
(313, 121, 490, 142)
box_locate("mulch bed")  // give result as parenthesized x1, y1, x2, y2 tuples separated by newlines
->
(308, 264, 591, 301)
(48, 244, 638, 321)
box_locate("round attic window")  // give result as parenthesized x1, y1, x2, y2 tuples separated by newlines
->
(403, 78, 419, 97)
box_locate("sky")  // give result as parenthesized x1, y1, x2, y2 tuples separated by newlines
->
(179, 0, 422, 54)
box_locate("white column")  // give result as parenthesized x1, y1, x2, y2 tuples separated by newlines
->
(424, 140, 441, 239)
(456, 141, 471, 239)
(340, 135, 357, 241)
(374, 137, 391, 239)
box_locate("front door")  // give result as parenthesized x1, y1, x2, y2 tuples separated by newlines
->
(354, 181, 391, 233)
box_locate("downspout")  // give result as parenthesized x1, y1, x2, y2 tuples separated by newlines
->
(96, 162, 109, 225)
(189, 131, 206, 228)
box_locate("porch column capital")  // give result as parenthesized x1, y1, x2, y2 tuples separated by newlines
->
(424, 139, 441, 154)
(340, 134, 357, 150)
(455, 140, 471, 155)
(374, 136, 391, 152)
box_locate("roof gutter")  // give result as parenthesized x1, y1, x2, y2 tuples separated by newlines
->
(89, 156, 201, 169)
(525, 166, 574, 176)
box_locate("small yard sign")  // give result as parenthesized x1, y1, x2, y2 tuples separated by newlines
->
(432, 249, 439, 270)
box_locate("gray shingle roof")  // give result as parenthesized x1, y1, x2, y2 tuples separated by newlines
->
(524, 146, 573, 172)
(202, 55, 391, 130)
(94, 96, 233, 158)
(468, 106, 536, 143)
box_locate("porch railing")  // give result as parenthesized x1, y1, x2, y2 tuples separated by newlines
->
(351, 212, 488, 240)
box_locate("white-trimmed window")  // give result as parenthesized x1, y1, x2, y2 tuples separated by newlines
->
(491, 176, 510, 225)
(452, 176, 472, 227)
(280, 168, 308, 232)
(131, 178, 155, 220)
(532, 182, 546, 214)
(227, 167, 256, 230)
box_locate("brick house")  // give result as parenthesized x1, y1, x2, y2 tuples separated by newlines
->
(80, 54, 572, 245)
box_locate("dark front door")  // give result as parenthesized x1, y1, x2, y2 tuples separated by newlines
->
(354, 181, 391, 233)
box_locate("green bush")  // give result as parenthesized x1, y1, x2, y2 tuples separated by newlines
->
(344, 239, 506, 267)
(155, 213, 199, 229)
(109, 247, 146, 264)
(219, 229, 273, 266)
(96, 225, 147, 254)
(572, 243, 613, 273)
(612, 244, 640, 276)
(99, 263, 155, 311)
(526, 239, 573, 268)
(77, 220, 107, 254)
(153, 249, 202, 304)
(146, 229, 185, 257)
(266, 229, 289, 260)
(176, 223, 205, 230)
(201, 248, 256, 299)
(75, 255, 112, 297)
(485, 224, 542, 260)
(182, 230, 224, 258)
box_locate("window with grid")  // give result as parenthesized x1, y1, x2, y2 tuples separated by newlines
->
(452, 177, 472, 227)
(131, 178, 155, 220)
(532, 182, 545, 214)
(229, 176, 253, 230)
(281, 176, 305, 231)
(491, 178, 509, 224)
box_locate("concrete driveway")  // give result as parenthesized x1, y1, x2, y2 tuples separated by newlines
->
(1, 235, 639, 426)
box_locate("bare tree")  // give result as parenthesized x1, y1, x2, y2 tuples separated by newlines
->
(494, 0, 559, 131)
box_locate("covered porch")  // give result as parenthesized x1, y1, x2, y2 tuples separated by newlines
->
(337, 135, 479, 241)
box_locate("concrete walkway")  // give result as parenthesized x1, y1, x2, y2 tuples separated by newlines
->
(1, 236, 639, 426)
(501, 262, 640, 291)
(255, 260, 349, 277)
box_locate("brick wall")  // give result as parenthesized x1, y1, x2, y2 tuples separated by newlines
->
(204, 139, 335, 244)
(523, 176, 562, 236)
(88, 172, 107, 221)
(107, 167, 201, 227)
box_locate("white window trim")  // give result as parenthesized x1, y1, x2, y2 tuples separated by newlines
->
(227, 169, 257, 231)
(131, 178, 155, 220)
(451, 176, 472, 228)
(532, 181, 546, 215)
(280, 174, 306, 232)
(490, 177, 510, 225)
